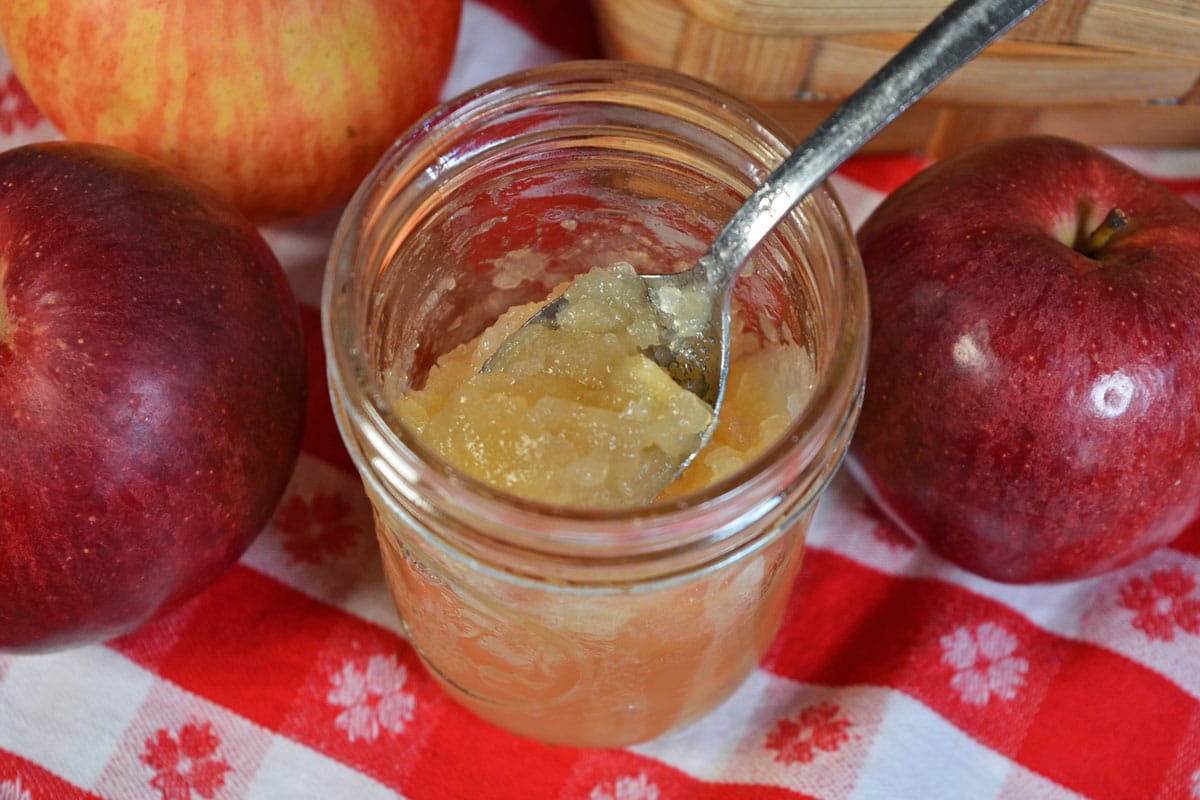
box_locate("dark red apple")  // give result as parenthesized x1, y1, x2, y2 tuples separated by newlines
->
(0, 141, 306, 651)
(849, 135, 1200, 583)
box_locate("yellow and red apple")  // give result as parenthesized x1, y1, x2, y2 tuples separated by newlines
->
(0, 0, 462, 223)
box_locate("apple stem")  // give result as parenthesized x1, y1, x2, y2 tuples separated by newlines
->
(1082, 208, 1131, 257)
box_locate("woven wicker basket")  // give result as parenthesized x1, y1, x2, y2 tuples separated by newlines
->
(590, 0, 1200, 156)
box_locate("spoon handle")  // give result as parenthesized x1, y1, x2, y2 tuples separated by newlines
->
(703, 0, 1046, 283)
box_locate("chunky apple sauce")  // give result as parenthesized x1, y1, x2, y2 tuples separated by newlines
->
(392, 263, 813, 507)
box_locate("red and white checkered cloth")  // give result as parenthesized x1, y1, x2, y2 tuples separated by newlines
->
(4, 2, 1200, 799)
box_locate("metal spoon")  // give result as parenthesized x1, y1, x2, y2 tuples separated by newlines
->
(486, 0, 1045, 473)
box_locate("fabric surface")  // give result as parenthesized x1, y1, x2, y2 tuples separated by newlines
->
(3, 2, 1200, 798)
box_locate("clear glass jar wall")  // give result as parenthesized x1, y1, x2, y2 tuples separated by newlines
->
(323, 61, 868, 748)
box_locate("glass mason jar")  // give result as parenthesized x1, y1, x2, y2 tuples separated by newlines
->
(323, 61, 868, 749)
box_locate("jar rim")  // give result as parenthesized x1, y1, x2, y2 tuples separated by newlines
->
(322, 59, 868, 556)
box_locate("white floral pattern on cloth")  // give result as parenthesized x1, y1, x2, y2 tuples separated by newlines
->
(139, 721, 232, 800)
(0, 73, 41, 135)
(1191, 766, 1200, 799)
(273, 490, 362, 564)
(589, 772, 660, 800)
(327, 654, 417, 743)
(940, 621, 1029, 706)
(1118, 567, 1200, 642)
(765, 701, 855, 765)
(0, 777, 31, 800)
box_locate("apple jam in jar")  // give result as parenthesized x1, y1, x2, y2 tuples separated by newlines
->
(323, 61, 868, 748)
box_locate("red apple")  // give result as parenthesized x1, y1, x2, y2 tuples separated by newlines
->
(849, 135, 1200, 583)
(0, 141, 306, 651)
(0, 0, 462, 223)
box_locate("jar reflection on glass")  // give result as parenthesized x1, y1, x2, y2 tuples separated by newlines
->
(322, 61, 868, 749)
